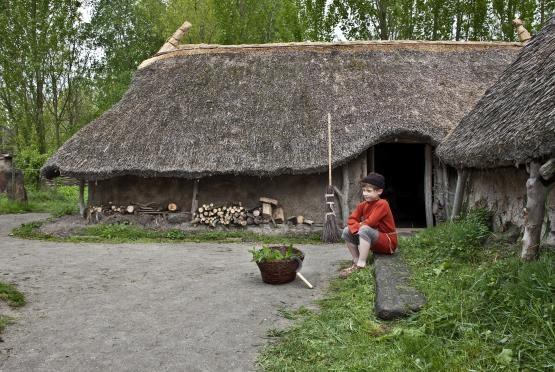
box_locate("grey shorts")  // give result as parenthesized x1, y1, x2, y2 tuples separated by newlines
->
(342, 225, 379, 245)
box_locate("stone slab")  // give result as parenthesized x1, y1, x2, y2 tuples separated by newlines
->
(373, 252, 426, 320)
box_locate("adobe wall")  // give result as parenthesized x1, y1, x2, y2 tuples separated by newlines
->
(92, 172, 335, 223)
(466, 166, 528, 232)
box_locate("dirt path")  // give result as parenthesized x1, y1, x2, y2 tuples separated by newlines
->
(0, 214, 346, 372)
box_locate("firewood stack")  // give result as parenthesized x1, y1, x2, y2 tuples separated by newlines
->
(191, 197, 313, 228)
(192, 203, 248, 227)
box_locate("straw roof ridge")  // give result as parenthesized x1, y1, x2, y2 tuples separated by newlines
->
(437, 14, 555, 169)
(42, 40, 520, 180)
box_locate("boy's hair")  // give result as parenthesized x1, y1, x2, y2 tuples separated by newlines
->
(361, 172, 385, 189)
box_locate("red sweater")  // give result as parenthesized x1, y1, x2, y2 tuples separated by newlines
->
(347, 199, 397, 252)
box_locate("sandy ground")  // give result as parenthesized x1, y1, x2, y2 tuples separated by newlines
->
(0, 213, 347, 372)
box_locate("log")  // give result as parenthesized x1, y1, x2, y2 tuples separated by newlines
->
(253, 209, 261, 217)
(296, 215, 304, 225)
(259, 197, 278, 206)
(304, 219, 314, 226)
(126, 205, 135, 214)
(272, 207, 285, 223)
(261, 203, 272, 218)
(522, 161, 547, 261)
(253, 216, 263, 225)
(247, 217, 254, 225)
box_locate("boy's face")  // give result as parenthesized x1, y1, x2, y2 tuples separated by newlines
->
(362, 184, 382, 201)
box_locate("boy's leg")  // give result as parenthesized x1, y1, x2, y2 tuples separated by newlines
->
(357, 226, 380, 267)
(341, 227, 359, 264)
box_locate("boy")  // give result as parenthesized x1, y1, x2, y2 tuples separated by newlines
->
(339, 172, 397, 278)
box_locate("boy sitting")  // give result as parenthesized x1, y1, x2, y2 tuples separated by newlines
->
(339, 172, 397, 278)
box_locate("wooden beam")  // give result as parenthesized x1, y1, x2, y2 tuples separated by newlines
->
(332, 164, 350, 224)
(78, 179, 86, 218)
(367, 146, 375, 173)
(451, 169, 469, 220)
(442, 164, 450, 218)
(190, 179, 199, 215)
(521, 161, 547, 261)
(424, 144, 433, 227)
(361, 150, 368, 178)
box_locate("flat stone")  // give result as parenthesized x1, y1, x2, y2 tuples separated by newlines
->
(373, 252, 426, 320)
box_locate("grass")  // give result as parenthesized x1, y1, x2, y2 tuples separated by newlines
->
(12, 220, 323, 245)
(0, 282, 26, 334)
(258, 210, 555, 371)
(0, 185, 80, 216)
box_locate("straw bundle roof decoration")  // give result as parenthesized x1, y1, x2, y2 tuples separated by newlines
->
(42, 40, 519, 180)
(438, 15, 555, 169)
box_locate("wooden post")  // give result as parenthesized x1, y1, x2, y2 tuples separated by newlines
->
(332, 164, 350, 224)
(545, 186, 555, 249)
(451, 169, 469, 220)
(367, 146, 375, 173)
(424, 144, 433, 227)
(442, 164, 450, 218)
(190, 179, 199, 215)
(361, 150, 368, 178)
(87, 181, 96, 207)
(78, 179, 86, 218)
(522, 161, 547, 261)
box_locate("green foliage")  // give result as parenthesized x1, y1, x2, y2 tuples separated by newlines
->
(0, 282, 26, 307)
(249, 245, 296, 263)
(14, 147, 51, 188)
(403, 208, 491, 262)
(258, 214, 554, 371)
(0, 185, 80, 216)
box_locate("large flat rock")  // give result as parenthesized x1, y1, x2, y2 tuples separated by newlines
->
(373, 252, 426, 320)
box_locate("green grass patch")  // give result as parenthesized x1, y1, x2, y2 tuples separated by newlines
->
(0, 315, 14, 334)
(12, 220, 322, 245)
(0, 282, 25, 307)
(258, 211, 555, 371)
(0, 185, 80, 216)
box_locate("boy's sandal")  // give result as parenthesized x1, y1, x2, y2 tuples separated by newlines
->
(339, 264, 364, 279)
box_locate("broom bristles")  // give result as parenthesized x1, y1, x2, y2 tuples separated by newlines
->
(322, 185, 341, 243)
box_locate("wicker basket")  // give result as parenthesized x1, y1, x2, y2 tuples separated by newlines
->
(256, 246, 305, 285)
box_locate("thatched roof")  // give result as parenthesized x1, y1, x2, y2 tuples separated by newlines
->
(42, 40, 520, 180)
(437, 15, 555, 169)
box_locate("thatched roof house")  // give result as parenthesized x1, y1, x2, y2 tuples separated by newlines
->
(437, 16, 555, 169)
(42, 39, 520, 226)
(437, 16, 555, 258)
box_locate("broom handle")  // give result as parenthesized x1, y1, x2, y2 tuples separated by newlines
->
(328, 113, 332, 186)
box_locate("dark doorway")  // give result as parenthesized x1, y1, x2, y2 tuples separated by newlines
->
(372, 143, 426, 228)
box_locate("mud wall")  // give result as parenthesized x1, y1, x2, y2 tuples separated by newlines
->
(92, 172, 336, 223)
(466, 166, 528, 232)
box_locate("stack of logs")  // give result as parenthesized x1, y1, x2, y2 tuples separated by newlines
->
(191, 197, 313, 228)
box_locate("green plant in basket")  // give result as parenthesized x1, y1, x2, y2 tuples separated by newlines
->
(249, 244, 295, 263)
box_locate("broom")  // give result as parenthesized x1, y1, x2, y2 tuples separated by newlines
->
(322, 113, 341, 243)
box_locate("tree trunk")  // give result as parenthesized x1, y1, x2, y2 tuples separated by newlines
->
(521, 161, 547, 261)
